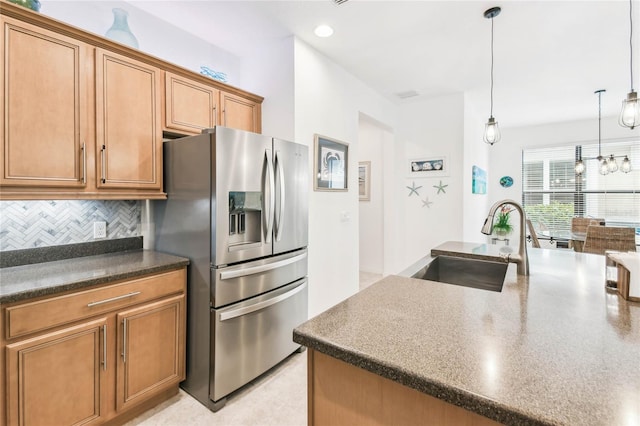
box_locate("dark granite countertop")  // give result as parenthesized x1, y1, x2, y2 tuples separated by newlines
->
(1, 249, 189, 304)
(294, 241, 640, 426)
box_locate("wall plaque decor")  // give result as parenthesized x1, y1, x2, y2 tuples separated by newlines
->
(314, 134, 348, 191)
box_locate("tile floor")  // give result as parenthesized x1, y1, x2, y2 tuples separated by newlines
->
(127, 271, 383, 426)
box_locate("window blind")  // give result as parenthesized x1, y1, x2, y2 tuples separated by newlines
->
(522, 140, 640, 239)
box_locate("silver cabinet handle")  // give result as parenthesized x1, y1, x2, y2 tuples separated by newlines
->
(275, 150, 285, 242)
(219, 282, 306, 321)
(122, 318, 127, 363)
(102, 324, 107, 371)
(81, 142, 87, 184)
(100, 144, 106, 184)
(219, 252, 307, 280)
(262, 149, 275, 243)
(87, 291, 141, 307)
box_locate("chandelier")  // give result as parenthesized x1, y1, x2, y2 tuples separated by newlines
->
(575, 90, 632, 176)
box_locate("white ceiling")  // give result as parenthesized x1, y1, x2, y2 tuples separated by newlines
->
(129, 0, 640, 128)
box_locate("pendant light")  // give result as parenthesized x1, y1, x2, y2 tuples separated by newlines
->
(483, 7, 501, 145)
(595, 90, 610, 175)
(619, 0, 640, 129)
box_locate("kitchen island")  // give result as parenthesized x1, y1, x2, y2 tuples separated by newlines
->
(293, 242, 640, 425)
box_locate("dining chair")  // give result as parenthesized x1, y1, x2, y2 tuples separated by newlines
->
(526, 219, 541, 248)
(570, 217, 605, 252)
(571, 217, 605, 234)
(582, 225, 637, 255)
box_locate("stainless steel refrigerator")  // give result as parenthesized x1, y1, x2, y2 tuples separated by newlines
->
(154, 126, 308, 411)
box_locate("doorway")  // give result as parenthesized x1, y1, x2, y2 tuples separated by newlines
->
(358, 114, 394, 289)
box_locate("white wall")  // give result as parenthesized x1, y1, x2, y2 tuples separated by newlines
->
(239, 36, 295, 140)
(462, 94, 490, 243)
(293, 40, 397, 317)
(42, 1, 242, 83)
(395, 94, 465, 268)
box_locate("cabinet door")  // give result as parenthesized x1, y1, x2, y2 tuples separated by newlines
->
(0, 17, 88, 188)
(5, 318, 107, 426)
(220, 91, 261, 133)
(116, 294, 185, 412)
(165, 72, 219, 135)
(95, 48, 162, 190)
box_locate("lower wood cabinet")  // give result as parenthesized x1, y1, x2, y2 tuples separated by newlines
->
(1, 268, 186, 426)
(6, 318, 107, 426)
(116, 295, 184, 412)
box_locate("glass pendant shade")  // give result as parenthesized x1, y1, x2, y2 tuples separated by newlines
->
(621, 156, 632, 173)
(607, 155, 619, 172)
(599, 157, 610, 175)
(483, 117, 501, 145)
(619, 91, 640, 129)
(574, 160, 585, 175)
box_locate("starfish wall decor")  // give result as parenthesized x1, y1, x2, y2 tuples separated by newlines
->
(433, 180, 448, 194)
(406, 181, 422, 197)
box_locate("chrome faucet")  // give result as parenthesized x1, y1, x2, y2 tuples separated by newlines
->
(481, 199, 530, 276)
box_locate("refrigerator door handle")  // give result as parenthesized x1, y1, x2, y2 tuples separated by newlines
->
(219, 282, 306, 321)
(263, 149, 275, 243)
(275, 150, 286, 242)
(219, 252, 307, 280)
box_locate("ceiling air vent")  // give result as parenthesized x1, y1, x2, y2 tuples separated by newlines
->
(395, 90, 420, 100)
(333, 0, 349, 4)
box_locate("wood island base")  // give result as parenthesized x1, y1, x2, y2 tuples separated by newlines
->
(307, 349, 500, 426)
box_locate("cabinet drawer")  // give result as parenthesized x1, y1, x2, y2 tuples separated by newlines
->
(5, 268, 186, 339)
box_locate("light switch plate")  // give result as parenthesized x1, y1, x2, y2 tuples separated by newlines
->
(94, 221, 107, 239)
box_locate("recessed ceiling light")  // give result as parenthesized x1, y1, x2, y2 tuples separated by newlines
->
(314, 25, 334, 38)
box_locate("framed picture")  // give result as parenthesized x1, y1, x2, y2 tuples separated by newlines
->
(358, 161, 371, 201)
(314, 134, 349, 191)
(407, 156, 448, 177)
(472, 165, 487, 194)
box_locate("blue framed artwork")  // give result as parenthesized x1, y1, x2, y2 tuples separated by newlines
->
(472, 165, 487, 194)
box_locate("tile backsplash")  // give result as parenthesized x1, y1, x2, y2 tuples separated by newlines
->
(0, 200, 141, 251)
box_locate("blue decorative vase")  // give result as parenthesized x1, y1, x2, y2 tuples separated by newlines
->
(8, 0, 41, 12)
(105, 8, 139, 49)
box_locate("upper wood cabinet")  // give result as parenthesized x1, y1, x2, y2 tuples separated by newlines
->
(95, 49, 162, 191)
(164, 72, 262, 135)
(221, 91, 261, 133)
(164, 72, 219, 134)
(0, 16, 89, 189)
(0, 2, 263, 200)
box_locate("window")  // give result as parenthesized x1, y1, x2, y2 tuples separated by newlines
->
(522, 140, 639, 240)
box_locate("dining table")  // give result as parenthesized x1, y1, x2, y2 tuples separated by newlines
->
(535, 230, 587, 251)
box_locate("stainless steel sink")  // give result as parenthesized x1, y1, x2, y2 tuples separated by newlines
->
(411, 255, 507, 292)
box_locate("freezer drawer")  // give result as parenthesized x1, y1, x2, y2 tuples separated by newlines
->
(210, 279, 308, 402)
(212, 249, 307, 308)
